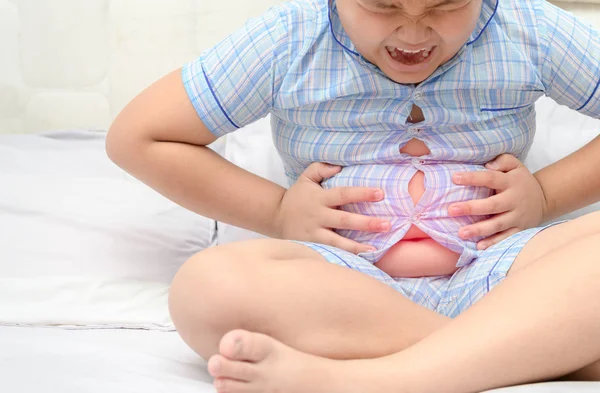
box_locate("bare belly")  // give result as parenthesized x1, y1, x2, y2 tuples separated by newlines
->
(374, 107, 460, 278)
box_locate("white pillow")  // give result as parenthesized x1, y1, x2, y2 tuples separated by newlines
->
(217, 117, 287, 245)
(219, 101, 600, 244)
(0, 130, 219, 330)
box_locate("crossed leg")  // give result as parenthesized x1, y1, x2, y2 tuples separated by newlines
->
(169, 211, 600, 392)
(168, 238, 448, 361)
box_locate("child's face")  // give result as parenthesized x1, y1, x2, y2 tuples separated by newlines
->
(337, 0, 482, 84)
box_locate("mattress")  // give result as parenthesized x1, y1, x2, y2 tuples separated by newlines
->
(0, 326, 214, 393)
(0, 326, 598, 393)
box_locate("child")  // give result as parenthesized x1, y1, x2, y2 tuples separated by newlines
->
(107, 0, 600, 391)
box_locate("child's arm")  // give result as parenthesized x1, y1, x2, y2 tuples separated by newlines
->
(448, 2, 600, 249)
(107, 6, 294, 238)
(106, 69, 288, 238)
(529, 1, 600, 221)
(533, 135, 600, 221)
(107, 70, 388, 253)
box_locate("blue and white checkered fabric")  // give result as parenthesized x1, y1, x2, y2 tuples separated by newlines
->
(294, 222, 560, 317)
(181, 0, 599, 311)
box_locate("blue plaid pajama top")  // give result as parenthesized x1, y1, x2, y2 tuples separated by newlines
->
(182, 0, 600, 268)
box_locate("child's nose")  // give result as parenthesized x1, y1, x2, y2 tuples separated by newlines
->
(396, 21, 432, 45)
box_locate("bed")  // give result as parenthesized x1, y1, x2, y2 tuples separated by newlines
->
(1, 0, 600, 392)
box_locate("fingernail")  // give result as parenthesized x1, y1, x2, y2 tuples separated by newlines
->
(461, 230, 472, 239)
(486, 162, 499, 170)
(378, 222, 391, 231)
(449, 206, 462, 215)
(365, 247, 377, 253)
(374, 190, 384, 199)
(453, 174, 464, 184)
(477, 242, 487, 250)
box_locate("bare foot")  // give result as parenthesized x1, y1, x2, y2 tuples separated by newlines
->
(206, 329, 368, 393)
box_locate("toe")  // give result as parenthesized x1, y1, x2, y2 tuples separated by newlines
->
(208, 354, 258, 382)
(207, 354, 224, 377)
(214, 378, 255, 393)
(219, 329, 275, 362)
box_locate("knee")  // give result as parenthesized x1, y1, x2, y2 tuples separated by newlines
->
(168, 239, 311, 341)
(168, 246, 249, 331)
(168, 240, 290, 331)
(167, 249, 240, 359)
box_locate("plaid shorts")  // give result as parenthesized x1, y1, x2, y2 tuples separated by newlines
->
(293, 223, 561, 318)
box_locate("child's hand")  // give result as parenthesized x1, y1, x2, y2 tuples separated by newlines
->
(449, 154, 548, 250)
(274, 162, 391, 255)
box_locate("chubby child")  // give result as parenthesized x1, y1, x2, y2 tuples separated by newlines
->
(107, 0, 600, 392)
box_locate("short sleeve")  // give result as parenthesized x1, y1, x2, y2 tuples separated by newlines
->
(182, 6, 290, 137)
(538, 1, 600, 118)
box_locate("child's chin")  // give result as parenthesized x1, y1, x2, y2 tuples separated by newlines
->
(387, 70, 434, 85)
(380, 61, 438, 85)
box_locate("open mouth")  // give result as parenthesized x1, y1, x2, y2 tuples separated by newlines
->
(386, 46, 437, 66)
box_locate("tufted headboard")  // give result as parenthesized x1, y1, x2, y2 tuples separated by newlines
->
(0, 0, 599, 134)
(0, 0, 280, 134)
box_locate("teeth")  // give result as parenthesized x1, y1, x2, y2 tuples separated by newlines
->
(400, 48, 427, 54)
(386, 46, 433, 55)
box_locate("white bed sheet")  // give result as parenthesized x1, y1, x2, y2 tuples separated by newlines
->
(0, 326, 214, 393)
(1, 326, 599, 393)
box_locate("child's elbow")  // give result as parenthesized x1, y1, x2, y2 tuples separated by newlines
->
(105, 114, 146, 170)
(106, 120, 126, 167)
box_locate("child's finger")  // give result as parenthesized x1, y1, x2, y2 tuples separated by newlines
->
(485, 154, 522, 172)
(452, 170, 509, 191)
(458, 212, 513, 240)
(476, 227, 522, 250)
(324, 186, 384, 207)
(320, 231, 377, 255)
(301, 162, 342, 184)
(449, 194, 512, 217)
(324, 210, 391, 233)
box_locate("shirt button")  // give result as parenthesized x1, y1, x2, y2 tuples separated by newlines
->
(411, 157, 426, 166)
(413, 92, 424, 101)
(408, 126, 421, 135)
